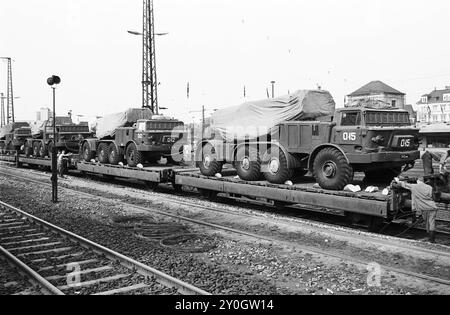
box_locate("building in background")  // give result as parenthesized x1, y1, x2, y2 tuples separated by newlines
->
(416, 87, 450, 125)
(404, 105, 417, 124)
(36, 107, 51, 122)
(346, 80, 406, 109)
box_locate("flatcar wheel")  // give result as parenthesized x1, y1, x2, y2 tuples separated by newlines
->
(198, 188, 218, 201)
(144, 181, 159, 191)
(172, 183, 183, 193)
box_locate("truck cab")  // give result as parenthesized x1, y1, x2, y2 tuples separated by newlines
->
(330, 108, 419, 171)
(0, 122, 32, 153)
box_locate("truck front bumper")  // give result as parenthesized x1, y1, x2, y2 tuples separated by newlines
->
(347, 150, 420, 164)
(136, 144, 173, 153)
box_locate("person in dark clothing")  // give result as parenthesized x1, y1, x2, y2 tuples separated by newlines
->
(394, 177, 438, 243)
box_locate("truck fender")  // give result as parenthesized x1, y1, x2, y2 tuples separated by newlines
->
(308, 144, 349, 172)
(83, 139, 99, 152)
(125, 140, 138, 152)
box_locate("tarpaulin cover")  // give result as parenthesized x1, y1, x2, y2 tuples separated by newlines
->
(93, 108, 154, 139)
(345, 98, 394, 109)
(210, 90, 335, 141)
(30, 121, 45, 137)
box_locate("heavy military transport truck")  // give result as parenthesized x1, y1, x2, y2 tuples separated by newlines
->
(0, 122, 32, 153)
(81, 108, 185, 168)
(24, 116, 92, 157)
(197, 90, 420, 190)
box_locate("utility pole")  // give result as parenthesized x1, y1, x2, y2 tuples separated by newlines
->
(1, 57, 14, 124)
(0, 93, 5, 127)
(142, 0, 159, 114)
(270, 81, 276, 98)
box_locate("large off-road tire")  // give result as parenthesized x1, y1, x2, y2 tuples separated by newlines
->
(313, 147, 353, 190)
(38, 142, 48, 158)
(32, 142, 40, 157)
(126, 143, 143, 168)
(108, 143, 121, 165)
(364, 167, 402, 184)
(235, 146, 261, 181)
(82, 142, 95, 162)
(24, 143, 32, 157)
(261, 147, 293, 184)
(97, 143, 109, 164)
(198, 143, 223, 177)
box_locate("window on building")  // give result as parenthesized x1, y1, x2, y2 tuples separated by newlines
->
(421, 97, 428, 103)
(436, 97, 440, 101)
(444, 94, 450, 102)
(391, 100, 397, 107)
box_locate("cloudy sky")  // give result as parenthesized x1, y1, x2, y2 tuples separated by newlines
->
(1, 0, 450, 123)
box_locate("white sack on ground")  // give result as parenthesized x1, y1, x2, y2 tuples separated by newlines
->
(93, 108, 154, 139)
(210, 90, 335, 142)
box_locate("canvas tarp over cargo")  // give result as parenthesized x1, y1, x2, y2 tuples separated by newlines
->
(93, 108, 154, 139)
(210, 90, 335, 142)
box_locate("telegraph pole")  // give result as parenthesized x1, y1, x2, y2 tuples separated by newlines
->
(142, 0, 159, 114)
(1, 57, 15, 123)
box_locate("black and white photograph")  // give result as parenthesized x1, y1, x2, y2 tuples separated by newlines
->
(0, 0, 449, 303)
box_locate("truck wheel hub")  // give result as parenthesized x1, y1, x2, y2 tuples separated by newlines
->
(323, 161, 337, 178)
(242, 157, 250, 170)
(203, 155, 211, 168)
(269, 159, 280, 173)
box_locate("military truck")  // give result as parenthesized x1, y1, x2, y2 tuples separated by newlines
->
(81, 108, 185, 168)
(0, 122, 32, 154)
(24, 116, 92, 157)
(197, 91, 420, 191)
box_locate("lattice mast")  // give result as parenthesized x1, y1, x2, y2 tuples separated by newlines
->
(0, 93, 5, 127)
(1, 57, 14, 124)
(142, 0, 159, 114)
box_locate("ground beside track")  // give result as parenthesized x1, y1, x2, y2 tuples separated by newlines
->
(0, 168, 449, 295)
(0, 256, 40, 295)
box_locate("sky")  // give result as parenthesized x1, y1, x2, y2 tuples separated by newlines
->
(1, 0, 450, 124)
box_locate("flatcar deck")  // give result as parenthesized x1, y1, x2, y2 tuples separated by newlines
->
(175, 170, 390, 218)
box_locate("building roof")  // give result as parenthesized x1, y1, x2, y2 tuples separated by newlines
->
(417, 87, 450, 104)
(404, 104, 416, 116)
(348, 80, 405, 97)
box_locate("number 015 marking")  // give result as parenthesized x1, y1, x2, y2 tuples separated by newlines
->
(343, 132, 357, 141)
(400, 139, 411, 147)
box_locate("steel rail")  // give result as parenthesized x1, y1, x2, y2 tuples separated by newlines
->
(1, 169, 450, 289)
(0, 200, 210, 296)
(0, 245, 64, 295)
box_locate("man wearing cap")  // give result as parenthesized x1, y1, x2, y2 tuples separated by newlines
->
(394, 177, 438, 243)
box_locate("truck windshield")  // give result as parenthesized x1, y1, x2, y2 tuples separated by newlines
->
(341, 112, 361, 126)
(365, 112, 411, 126)
(137, 121, 147, 131)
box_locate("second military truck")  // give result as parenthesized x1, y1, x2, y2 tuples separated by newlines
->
(81, 108, 185, 167)
(197, 90, 420, 190)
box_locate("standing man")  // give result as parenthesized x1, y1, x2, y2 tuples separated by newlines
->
(57, 150, 67, 179)
(439, 148, 450, 176)
(394, 177, 438, 243)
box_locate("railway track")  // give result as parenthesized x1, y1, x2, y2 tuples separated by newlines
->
(1, 168, 450, 292)
(0, 200, 210, 295)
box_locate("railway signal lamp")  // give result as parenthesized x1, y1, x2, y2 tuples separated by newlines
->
(47, 75, 61, 203)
